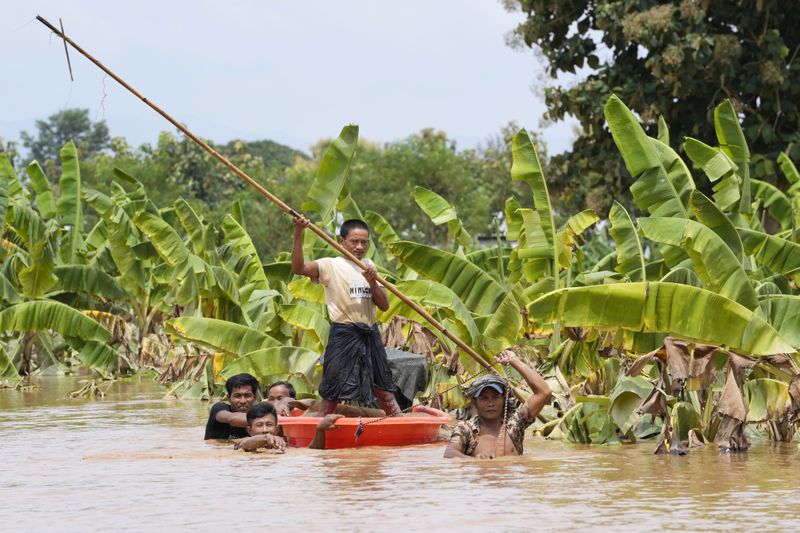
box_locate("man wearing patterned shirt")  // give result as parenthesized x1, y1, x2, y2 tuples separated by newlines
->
(444, 350, 551, 459)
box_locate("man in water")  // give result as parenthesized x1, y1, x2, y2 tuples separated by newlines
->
(235, 402, 345, 451)
(444, 350, 552, 459)
(291, 216, 402, 417)
(267, 380, 296, 416)
(204, 373, 260, 440)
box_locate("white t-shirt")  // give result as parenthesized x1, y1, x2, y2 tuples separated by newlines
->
(314, 257, 381, 325)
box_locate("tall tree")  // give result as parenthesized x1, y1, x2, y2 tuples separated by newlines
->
(505, 0, 800, 215)
(21, 109, 110, 168)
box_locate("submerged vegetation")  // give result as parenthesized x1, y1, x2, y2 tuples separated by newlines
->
(1, 92, 800, 453)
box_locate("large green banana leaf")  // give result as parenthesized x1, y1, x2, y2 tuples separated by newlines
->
(167, 317, 279, 355)
(364, 210, 401, 248)
(715, 100, 751, 213)
(638, 217, 758, 309)
(56, 141, 83, 262)
(689, 190, 743, 258)
(386, 241, 506, 316)
(413, 186, 471, 249)
(377, 279, 480, 346)
(608, 202, 645, 281)
(279, 303, 329, 350)
(757, 295, 800, 349)
(650, 136, 696, 208)
(26, 161, 57, 220)
(683, 137, 740, 211)
(0, 300, 110, 342)
(739, 228, 800, 279)
(604, 95, 691, 218)
(301, 125, 358, 224)
(527, 282, 792, 355)
(133, 211, 190, 267)
(52, 265, 128, 301)
(220, 346, 320, 384)
(750, 179, 792, 230)
(511, 129, 558, 286)
(288, 277, 325, 304)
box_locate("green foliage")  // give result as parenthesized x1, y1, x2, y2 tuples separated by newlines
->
(505, 0, 800, 216)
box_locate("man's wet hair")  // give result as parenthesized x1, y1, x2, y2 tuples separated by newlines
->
(340, 219, 370, 239)
(267, 380, 296, 398)
(225, 373, 260, 395)
(246, 402, 277, 426)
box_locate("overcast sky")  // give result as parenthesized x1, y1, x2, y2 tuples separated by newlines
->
(1, 1, 576, 156)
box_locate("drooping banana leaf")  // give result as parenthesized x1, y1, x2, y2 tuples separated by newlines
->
(527, 282, 792, 355)
(683, 137, 740, 211)
(750, 179, 792, 230)
(638, 217, 758, 309)
(757, 295, 800, 349)
(481, 291, 523, 356)
(377, 279, 480, 346)
(689, 190, 743, 259)
(279, 303, 330, 350)
(413, 186, 471, 249)
(608, 202, 645, 281)
(133, 211, 190, 267)
(51, 265, 129, 301)
(287, 277, 326, 305)
(364, 210, 401, 248)
(301, 125, 358, 224)
(56, 141, 83, 262)
(504, 196, 523, 240)
(739, 228, 800, 280)
(0, 300, 111, 343)
(167, 317, 279, 356)
(604, 95, 691, 219)
(386, 241, 506, 316)
(25, 161, 56, 220)
(715, 100, 751, 214)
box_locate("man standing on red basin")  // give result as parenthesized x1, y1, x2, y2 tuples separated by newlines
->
(291, 216, 402, 418)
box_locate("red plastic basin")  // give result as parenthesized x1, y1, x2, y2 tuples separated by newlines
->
(278, 405, 451, 449)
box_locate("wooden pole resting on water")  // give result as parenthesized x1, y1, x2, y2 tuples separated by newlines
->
(36, 15, 494, 372)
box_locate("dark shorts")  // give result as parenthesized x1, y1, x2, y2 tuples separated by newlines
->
(318, 322, 396, 404)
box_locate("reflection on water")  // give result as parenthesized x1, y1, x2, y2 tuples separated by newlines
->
(1, 376, 799, 531)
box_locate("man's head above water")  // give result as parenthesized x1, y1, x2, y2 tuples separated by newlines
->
(465, 374, 511, 422)
(245, 402, 279, 436)
(225, 373, 259, 413)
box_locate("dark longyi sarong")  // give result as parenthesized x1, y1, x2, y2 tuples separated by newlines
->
(318, 322, 396, 404)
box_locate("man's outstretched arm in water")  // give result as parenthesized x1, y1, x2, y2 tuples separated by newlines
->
(308, 414, 344, 449)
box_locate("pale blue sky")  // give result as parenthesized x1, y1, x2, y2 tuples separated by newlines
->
(1, 1, 576, 156)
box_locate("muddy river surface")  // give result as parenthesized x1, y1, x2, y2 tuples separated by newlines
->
(1, 376, 798, 531)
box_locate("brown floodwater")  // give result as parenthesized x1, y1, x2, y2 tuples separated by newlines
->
(1, 376, 798, 531)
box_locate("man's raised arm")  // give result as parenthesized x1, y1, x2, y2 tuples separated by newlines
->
(496, 350, 552, 419)
(291, 216, 319, 280)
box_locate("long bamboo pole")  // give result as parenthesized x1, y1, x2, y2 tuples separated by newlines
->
(36, 15, 493, 372)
